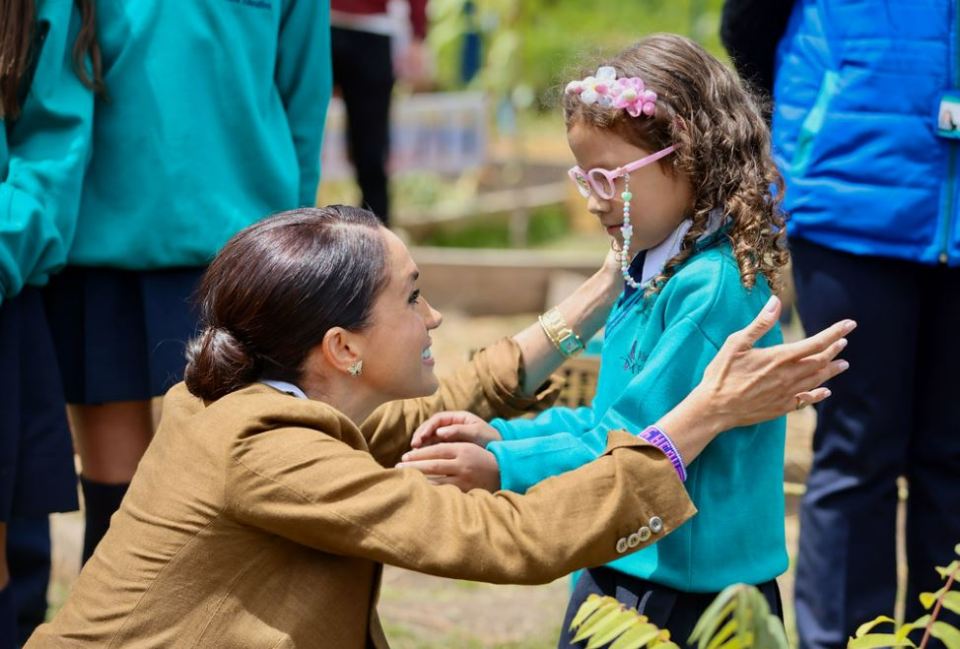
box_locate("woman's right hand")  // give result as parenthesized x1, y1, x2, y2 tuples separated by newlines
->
(410, 411, 503, 449)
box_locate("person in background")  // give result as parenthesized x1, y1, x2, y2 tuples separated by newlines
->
(42, 0, 332, 565)
(772, 1, 960, 646)
(0, 0, 99, 643)
(331, 0, 430, 225)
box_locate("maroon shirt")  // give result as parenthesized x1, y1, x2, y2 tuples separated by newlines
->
(331, 0, 428, 40)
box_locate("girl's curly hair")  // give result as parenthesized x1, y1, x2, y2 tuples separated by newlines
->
(563, 33, 789, 295)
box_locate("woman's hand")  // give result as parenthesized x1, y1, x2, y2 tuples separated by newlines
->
(410, 411, 502, 449)
(396, 443, 501, 492)
(698, 295, 853, 429)
(659, 296, 855, 464)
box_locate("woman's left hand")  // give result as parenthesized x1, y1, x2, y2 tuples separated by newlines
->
(396, 443, 501, 492)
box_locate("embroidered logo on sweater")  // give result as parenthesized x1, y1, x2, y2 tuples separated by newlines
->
(622, 340, 646, 375)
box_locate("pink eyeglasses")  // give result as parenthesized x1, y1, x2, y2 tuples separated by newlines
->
(568, 145, 676, 200)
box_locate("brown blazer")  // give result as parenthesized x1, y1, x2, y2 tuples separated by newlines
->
(28, 339, 696, 649)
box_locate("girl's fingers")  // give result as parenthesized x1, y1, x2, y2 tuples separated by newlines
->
(400, 444, 461, 463)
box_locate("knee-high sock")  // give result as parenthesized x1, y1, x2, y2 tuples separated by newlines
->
(80, 477, 128, 564)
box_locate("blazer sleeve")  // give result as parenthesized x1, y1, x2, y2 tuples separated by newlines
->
(360, 338, 562, 468)
(224, 427, 696, 585)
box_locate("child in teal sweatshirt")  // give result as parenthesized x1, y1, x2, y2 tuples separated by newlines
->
(403, 34, 792, 647)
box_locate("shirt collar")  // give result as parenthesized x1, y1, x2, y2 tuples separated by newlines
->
(627, 208, 727, 289)
(259, 379, 308, 400)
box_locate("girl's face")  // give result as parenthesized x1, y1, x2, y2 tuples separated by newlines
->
(567, 120, 693, 258)
(354, 228, 443, 402)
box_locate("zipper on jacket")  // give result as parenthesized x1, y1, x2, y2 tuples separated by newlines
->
(940, 1, 959, 264)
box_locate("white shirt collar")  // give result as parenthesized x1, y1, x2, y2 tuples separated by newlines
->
(260, 379, 308, 400)
(639, 209, 726, 286)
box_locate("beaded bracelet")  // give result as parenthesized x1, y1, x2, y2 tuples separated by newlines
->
(639, 425, 687, 482)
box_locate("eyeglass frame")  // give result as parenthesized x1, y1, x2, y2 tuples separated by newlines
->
(568, 144, 677, 200)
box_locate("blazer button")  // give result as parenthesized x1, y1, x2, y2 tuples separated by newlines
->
(649, 516, 663, 534)
(616, 537, 629, 554)
(637, 526, 651, 542)
(627, 532, 641, 548)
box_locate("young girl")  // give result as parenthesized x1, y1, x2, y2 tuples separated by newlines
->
(403, 34, 798, 646)
(0, 0, 99, 642)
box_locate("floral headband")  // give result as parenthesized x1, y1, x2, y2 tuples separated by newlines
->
(564, 66, 658, 118)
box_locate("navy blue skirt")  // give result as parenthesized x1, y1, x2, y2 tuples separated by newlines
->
(43, 267, 205, 404)
(0, 288, 78, 521)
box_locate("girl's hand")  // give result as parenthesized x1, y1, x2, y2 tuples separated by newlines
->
(410, 411, 502, 449)
(396, 443, 501, 492)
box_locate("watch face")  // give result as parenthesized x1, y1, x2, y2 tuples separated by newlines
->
(560, 336, 581, 355)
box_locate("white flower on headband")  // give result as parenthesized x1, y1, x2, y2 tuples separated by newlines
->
(565, 66, 658, 117)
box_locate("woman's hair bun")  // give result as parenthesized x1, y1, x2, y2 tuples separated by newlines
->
(184, 326, 261, 401)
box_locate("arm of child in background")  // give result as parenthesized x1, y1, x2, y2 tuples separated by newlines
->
(275, 0, 332, 206)
(0, 4, 93, 305)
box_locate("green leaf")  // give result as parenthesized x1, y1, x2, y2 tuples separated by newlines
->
(716, 633, 750, 649)
(586, 610, 642, 649)
(690, 589, 737, 646)
(572, 601, 624, 644)
(609, 623, 662, 649)
(937, 561, 960, 580)
(929, 622, 960, 649)
(847, 633, 914, 648)
(571, 595, 610, 631)
(921, 590, 943, 610)
(706, 619, 736, 649)
(855, 616, 896, 638)
(942, 592, 960, 616)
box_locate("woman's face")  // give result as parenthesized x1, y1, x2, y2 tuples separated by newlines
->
(567, 120, 692, 258)
(356, 228, 443, 401)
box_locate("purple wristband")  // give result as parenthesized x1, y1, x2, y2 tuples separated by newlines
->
(639, 425, 687, 482)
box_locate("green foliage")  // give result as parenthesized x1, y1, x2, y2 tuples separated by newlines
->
(569, 584, 787, 649)
(851, 544, 960, 649)
(418, 204, 568, 248)
(427, 0, 728, 109)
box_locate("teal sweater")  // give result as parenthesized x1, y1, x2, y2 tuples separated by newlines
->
(0, 0, 93, 303)
(487, 241, 788, 592)
(70, 0, 332, 269)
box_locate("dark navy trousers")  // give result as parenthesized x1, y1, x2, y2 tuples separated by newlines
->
(791, 238, 960, 649)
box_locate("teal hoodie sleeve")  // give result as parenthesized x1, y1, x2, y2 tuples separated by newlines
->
(276, 0, 332, 206)
(0, 2, 93, 304)
(488, 317, 721, 493)
(490, 405, 595, 442)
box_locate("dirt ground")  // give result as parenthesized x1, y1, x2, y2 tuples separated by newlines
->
(48, 311, 819, 648)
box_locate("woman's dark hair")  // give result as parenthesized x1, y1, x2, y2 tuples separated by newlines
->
(184, 206, 387, 402)
(0, 0, 104, 120)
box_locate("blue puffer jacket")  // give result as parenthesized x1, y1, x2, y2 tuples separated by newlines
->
(772, 0, 959, 266)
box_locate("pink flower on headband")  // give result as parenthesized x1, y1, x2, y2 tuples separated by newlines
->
(614, 77, 658, 117)
(565, 66, 659, 118)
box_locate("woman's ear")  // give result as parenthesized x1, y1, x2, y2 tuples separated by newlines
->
(319, 326, 364, 376)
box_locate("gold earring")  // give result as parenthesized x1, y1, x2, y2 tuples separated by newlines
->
(348, 360, 363, 377)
